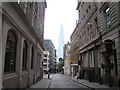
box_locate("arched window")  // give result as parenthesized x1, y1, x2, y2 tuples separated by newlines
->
(22, 41, 28, 71)
(4, 30, 17, 73)
(31, 46, 34, 69)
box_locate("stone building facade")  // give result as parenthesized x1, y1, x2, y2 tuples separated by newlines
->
(1, 2, 46, 88)
(74, 1, 120, 87)
(76, 1, 99, 82)
(98, 2, 120, 87)
(70, 24, 79, 77)
(63, 42, 71, 76)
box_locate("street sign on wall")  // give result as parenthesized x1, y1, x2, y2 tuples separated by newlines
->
(68, 60, 72, 63)
(78, 61, 81, 65)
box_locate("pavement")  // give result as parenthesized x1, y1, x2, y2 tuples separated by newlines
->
(67, 75, 119, 90)
(48, 73, 87, 88)
(28, 74, 51, 89)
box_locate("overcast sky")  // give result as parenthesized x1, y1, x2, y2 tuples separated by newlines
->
(44, 0, 78, 50)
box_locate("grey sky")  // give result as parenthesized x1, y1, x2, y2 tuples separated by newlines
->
(44, 0, 78, 50)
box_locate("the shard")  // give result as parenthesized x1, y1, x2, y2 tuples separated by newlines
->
(57, 24, 64, 60)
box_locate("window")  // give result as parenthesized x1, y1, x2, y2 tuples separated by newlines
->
(44, 54, 47, 57)
(31, 46, 34, 69)
(90, 25, 92, 39)
(89, 5, 91, 9)
(22, 41, 28, 71)
(4, 30, 17, 73)
(81, 4, 83, 7)
(44, 65, 47, 68)
(86, 9, 88, 13)
(44, 59, 47, 63)
(105, 7, 111, 28)
(94, 17, 99, 34)
(87, 27, 89, 33)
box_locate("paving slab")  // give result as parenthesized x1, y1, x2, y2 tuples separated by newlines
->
(30, 78, 50, 88)
(67, 75, 119, 90)
(27, 74, 51, 89)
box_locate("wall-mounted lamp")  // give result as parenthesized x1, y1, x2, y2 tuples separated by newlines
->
(87, 23, 92, 26)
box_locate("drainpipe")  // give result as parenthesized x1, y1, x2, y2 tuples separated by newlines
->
(0, 1, 2, 89)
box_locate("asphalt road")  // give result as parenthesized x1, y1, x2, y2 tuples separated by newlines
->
(48, 74, 88, 89)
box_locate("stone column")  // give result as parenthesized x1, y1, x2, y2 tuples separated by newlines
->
(18, 36, 24, 88)
(33, 47, 37, 83)
(27, 43, 31, 87)
(0, 2, 2, 89)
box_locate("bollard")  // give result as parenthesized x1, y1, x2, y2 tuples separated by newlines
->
(48, 73, 50, 79)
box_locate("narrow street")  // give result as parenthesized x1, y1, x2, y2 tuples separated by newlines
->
(30, 74, 118, 90)
(1, 1, 120, 89)
(49, 74, 87, 88)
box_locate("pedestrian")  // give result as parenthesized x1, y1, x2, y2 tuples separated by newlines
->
(77, 72, 79, 81)
(48, 69, 50, 79)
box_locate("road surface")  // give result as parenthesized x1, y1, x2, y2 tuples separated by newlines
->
(49, 74, 88, 89)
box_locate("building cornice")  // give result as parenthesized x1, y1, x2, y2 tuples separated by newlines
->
(11, 2, 44, 50)
(78, 36, 100, 53)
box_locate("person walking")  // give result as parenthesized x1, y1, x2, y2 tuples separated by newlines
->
(48, 69, 50, 79)
(77, 72, 79, 81)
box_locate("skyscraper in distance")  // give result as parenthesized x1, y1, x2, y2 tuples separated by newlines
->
(57, 24, 64, 60)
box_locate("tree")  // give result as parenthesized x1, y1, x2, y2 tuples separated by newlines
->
(57, 61, 64, 72)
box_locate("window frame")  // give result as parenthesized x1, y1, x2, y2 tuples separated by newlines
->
(104, 7, 111, 29)
(4, 30, 17, 73)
